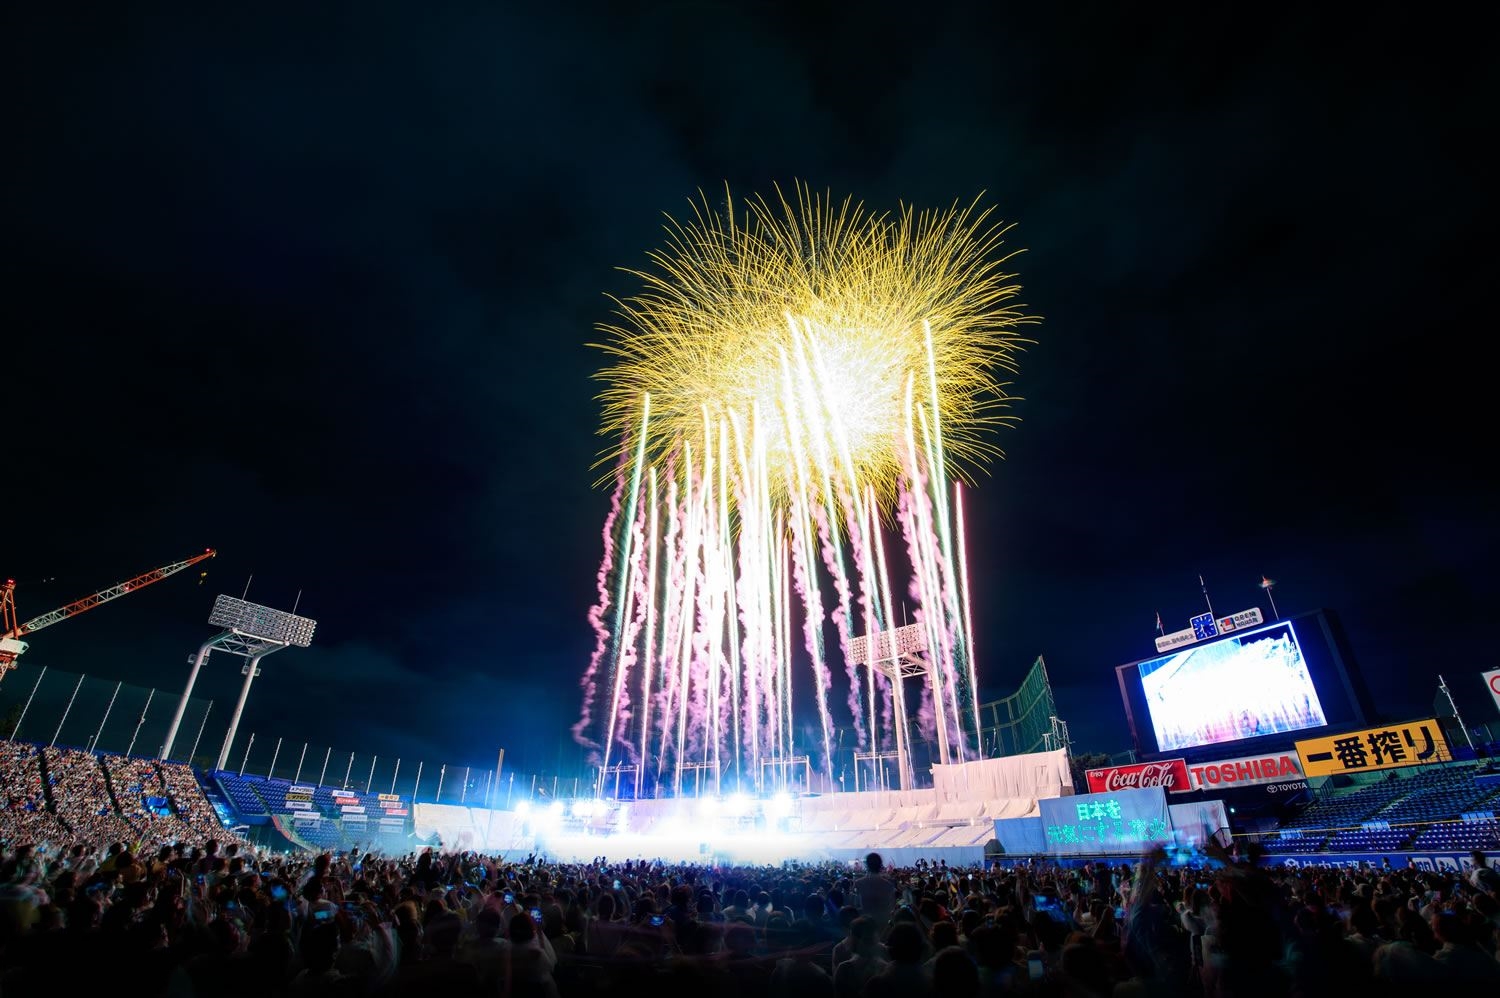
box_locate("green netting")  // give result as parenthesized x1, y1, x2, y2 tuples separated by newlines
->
(978, 656, 1058, 757)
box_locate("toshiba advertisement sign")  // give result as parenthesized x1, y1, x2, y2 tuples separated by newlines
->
(1186, 752, 1308, 791)
(1084, 759, 1191, 794)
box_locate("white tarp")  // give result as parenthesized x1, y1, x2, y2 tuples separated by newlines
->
(931, 749, 1072, 801)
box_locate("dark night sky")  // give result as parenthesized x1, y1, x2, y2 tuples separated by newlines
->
(5, 4, 1494, 780)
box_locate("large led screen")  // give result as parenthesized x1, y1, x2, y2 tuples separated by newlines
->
(1138, 621, 1326, 752)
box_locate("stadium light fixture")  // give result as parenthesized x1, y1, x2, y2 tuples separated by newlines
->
(208, 595, 317, 647)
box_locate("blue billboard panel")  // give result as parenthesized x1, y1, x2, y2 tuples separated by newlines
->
(1039, 786, 1173, 856)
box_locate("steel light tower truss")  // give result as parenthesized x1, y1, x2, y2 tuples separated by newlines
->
(160, 595, 316, 769)
(849, 622, 952, 791)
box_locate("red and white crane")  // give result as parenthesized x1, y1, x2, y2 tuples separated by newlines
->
(0, 549, 216, 679)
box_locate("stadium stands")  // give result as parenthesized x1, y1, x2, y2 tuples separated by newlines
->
(1261, 761, 1500, 853)
(0, 740, 69, 843)
(42, 746, 141, 845)
(213, 770, 271, 818)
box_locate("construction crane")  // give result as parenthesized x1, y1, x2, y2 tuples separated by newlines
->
(0, 549, 216, 679)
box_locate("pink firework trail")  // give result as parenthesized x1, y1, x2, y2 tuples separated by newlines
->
(654, 471, 684, 776)
(573, 454, 628, 753)
(789, 503, 835, 776)
(811, 499, 865, 750)
(611, 505, 655, 765)
(898, 480, 939, 743)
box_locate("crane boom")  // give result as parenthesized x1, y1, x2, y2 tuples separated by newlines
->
(0, 549, 216, 677)
(14, 549, 217, 635)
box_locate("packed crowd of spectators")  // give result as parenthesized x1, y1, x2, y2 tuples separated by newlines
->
(42, 746, 149, 845)
(0, 741, 246, 853)
(163, 760, 242, 844)
(0, 836, 1496, 997)
(104, 753, 182, 842)
(0, 742, 68, 845)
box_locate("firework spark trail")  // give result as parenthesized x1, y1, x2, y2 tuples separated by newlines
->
(838, 482, 880, 753)
(601, 397, 652, 774)
(869, 481, 905, 781)
(897, 479, 939, 741)
(604, 496, 649, 773)
(956, 480, 982, 749)
(726, 410, 762, 785)
(902, 394, 959, 762)
(789, 492, 836, 778)
(701, 417, 725, 783)
(637, 466, 661, 791)
(916, 401, 967, 759)
(675, 451, 705, 784)
(784, 531, 795, 773)
(716, 417, 742, 782)
(585, 185, 1037, 793)
(811, 500, 866, 750)
(572, 454, 628, 752)
(655, 469, 684, 776)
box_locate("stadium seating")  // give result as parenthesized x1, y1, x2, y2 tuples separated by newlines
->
(214, 771, 271, 817)
(1407, 818, 1500, 852)
(1261, 761, 1500, 853)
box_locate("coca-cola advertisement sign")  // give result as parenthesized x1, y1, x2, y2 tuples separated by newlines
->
(1085, 759, 1191, 794)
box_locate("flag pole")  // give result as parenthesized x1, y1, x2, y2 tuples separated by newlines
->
(1259, 576, 1279, 620)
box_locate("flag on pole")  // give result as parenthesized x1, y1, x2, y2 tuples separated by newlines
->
(1155, 611, 1164, 635)
(1259, 575, 1279, 619)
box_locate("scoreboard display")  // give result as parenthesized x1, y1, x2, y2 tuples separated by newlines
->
(1116, 608, 1373, 760)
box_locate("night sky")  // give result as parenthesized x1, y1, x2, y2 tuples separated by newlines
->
(6, 5, 1494, 782)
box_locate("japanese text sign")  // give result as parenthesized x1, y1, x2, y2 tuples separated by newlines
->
(1295, 718, 1449, 777)
(1038, 786, 1173, 856)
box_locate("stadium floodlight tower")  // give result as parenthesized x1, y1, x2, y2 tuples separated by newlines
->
(160, 594, 316, 770)
(849, 622, 951, 792)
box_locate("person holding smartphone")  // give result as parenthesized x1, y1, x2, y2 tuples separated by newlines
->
(507, 908, 559, 998)
(299, 874, 338, 923)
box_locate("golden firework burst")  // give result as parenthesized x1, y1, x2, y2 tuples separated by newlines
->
(593, 183, 1038, 503)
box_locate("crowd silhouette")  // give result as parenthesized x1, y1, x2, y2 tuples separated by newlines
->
(0, 833, 1497, 998)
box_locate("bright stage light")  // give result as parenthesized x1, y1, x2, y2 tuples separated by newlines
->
(574, 799, 595, 819)
(697, 796, 720, 817)
(768, 792, 794, 819)
(725, 793, 750, 817)
(548, 800, 566, 820)
(515, 800, 530, 815)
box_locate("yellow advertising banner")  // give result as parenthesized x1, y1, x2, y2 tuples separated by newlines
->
(1295, 718, 1450, 777)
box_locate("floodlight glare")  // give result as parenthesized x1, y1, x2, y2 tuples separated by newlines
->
(515, 800, 531, 815)
(208, 594, 318, 647)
